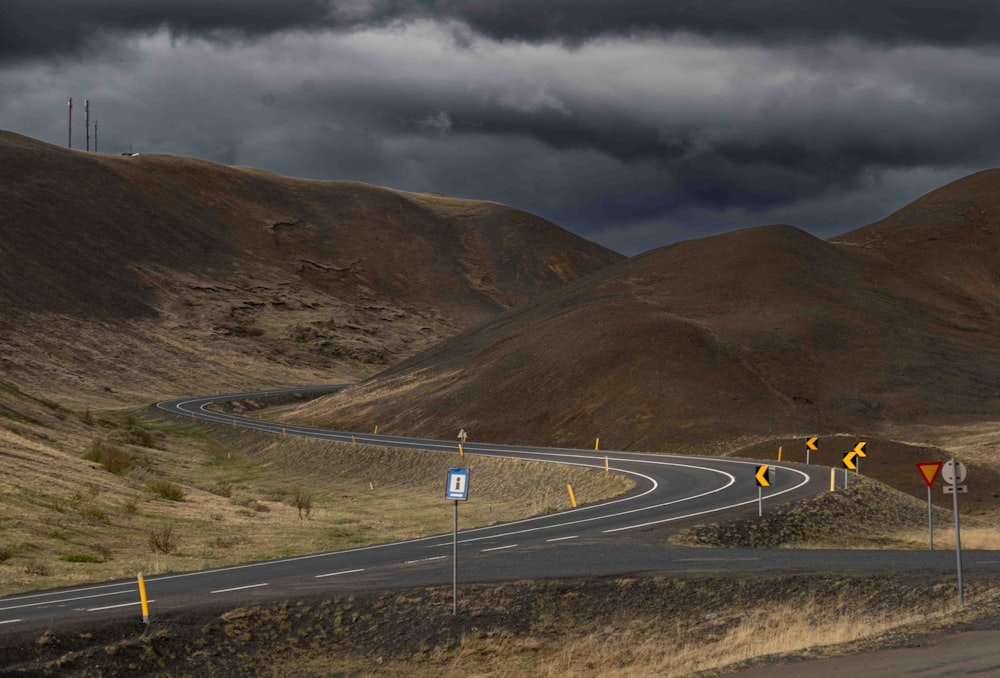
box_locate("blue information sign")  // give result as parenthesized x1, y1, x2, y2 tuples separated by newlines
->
(446, 468, 470, 501)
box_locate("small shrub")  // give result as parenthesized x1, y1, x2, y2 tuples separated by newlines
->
(0, 544, 12, 562)
(233, 497, 269, 513)
(83, 440, 133, 475)
(78, 504, 110, 525)
(129, 429, 156, 448)
(211, 534, 248, 549)
(24, 561, 52, 576)
(80, 409, 95, 426)
(148, 480, 185, 502)
(210, 480, 233, 498)
(290, 488, 313, 520)
(149, 525, 177, 554)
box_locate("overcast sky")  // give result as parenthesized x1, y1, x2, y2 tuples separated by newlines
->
(3, 1, 999, 255)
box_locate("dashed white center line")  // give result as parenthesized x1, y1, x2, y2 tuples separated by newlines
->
(481, 544, 518, 552)
(87, 601, 154, 612)
(405, 555, 448, 564)
(315, 568, 365, 579)
(0, 619, 22, 625)
(211, 583, 269, 594)
(546, 535, 578, 542)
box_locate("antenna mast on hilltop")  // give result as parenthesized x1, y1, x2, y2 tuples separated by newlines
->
(94, 120, 98, 153)
(85, 99, 90, 151)
(67, 97, 73, 148)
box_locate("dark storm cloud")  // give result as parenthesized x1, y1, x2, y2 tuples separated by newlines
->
(4, 3, 1000, 255)
(367, 0, 1000, 48)
(0, 0, 341, 62)
(7, 0, 1000, 65)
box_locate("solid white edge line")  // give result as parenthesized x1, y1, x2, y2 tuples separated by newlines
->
(87, 600, 154, 612)
(481, 544, 518, 552)
(315, 568, 365, 579)
(546, 535, 578, 542)
(603, 466, 812, 532)
(0, 619, 22, 625)
(211, 583, 269, 594)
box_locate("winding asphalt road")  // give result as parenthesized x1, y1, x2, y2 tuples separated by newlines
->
(1, 386, 998, 633)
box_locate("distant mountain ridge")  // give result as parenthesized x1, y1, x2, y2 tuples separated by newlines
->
(296, 172, 1000, 450)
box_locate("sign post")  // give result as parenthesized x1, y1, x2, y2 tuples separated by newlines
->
(806, 436, 819, 465)
(842, 451, 857, 487)
(942, 458, 967, 606)
(755, 465, 770, 516)
(916, 462, 943, 550)
(446, 468, 470, 616)
(853, 442, 867, 475)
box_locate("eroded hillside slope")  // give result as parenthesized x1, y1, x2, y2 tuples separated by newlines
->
(0, 131, 622, 406)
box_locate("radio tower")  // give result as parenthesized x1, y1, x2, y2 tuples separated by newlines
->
(85, 99, 90, 151)
(67, 98, 73, 148)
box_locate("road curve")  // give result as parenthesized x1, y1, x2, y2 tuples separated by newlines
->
(2, 386, 980, 633)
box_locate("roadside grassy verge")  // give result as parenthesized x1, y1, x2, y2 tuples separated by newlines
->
(0, 411, 631, 596)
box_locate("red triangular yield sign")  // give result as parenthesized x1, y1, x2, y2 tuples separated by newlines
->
(916, 461, 943, 488)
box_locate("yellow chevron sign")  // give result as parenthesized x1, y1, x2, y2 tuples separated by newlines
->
(843, 451, 858, 470)
(806, 436, 819, 451)
(854, 441, 867, 457)
(755, 465, 770, 487)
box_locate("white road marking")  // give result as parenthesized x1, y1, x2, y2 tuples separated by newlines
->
(481, 544, 518, 552)
(404, 555, 447, 564)
(546, 535, 578, 542)
(0, 589, 132, 613)
(0, 619, 22, 625)
(87, 600, 154, 612)
(602, 465, 811, 533)
(315, 568, 365, 579)
(211, 583, 268, 594)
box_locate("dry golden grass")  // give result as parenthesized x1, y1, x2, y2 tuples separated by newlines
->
(0, 410, 631, 597)
(259, 580, 1000, 678)
(890, 525, 1000, 551)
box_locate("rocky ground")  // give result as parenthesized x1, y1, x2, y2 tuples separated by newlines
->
(3, 479, 997, 677)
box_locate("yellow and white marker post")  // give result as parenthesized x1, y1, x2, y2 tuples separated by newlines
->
(137, 573, 150, 625)
(594, 437, 600, 451)
(567, 484, 577, 508)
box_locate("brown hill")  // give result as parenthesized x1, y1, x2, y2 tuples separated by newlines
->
(0, 131, 621, 405)
(295, 175, 1000, 453)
